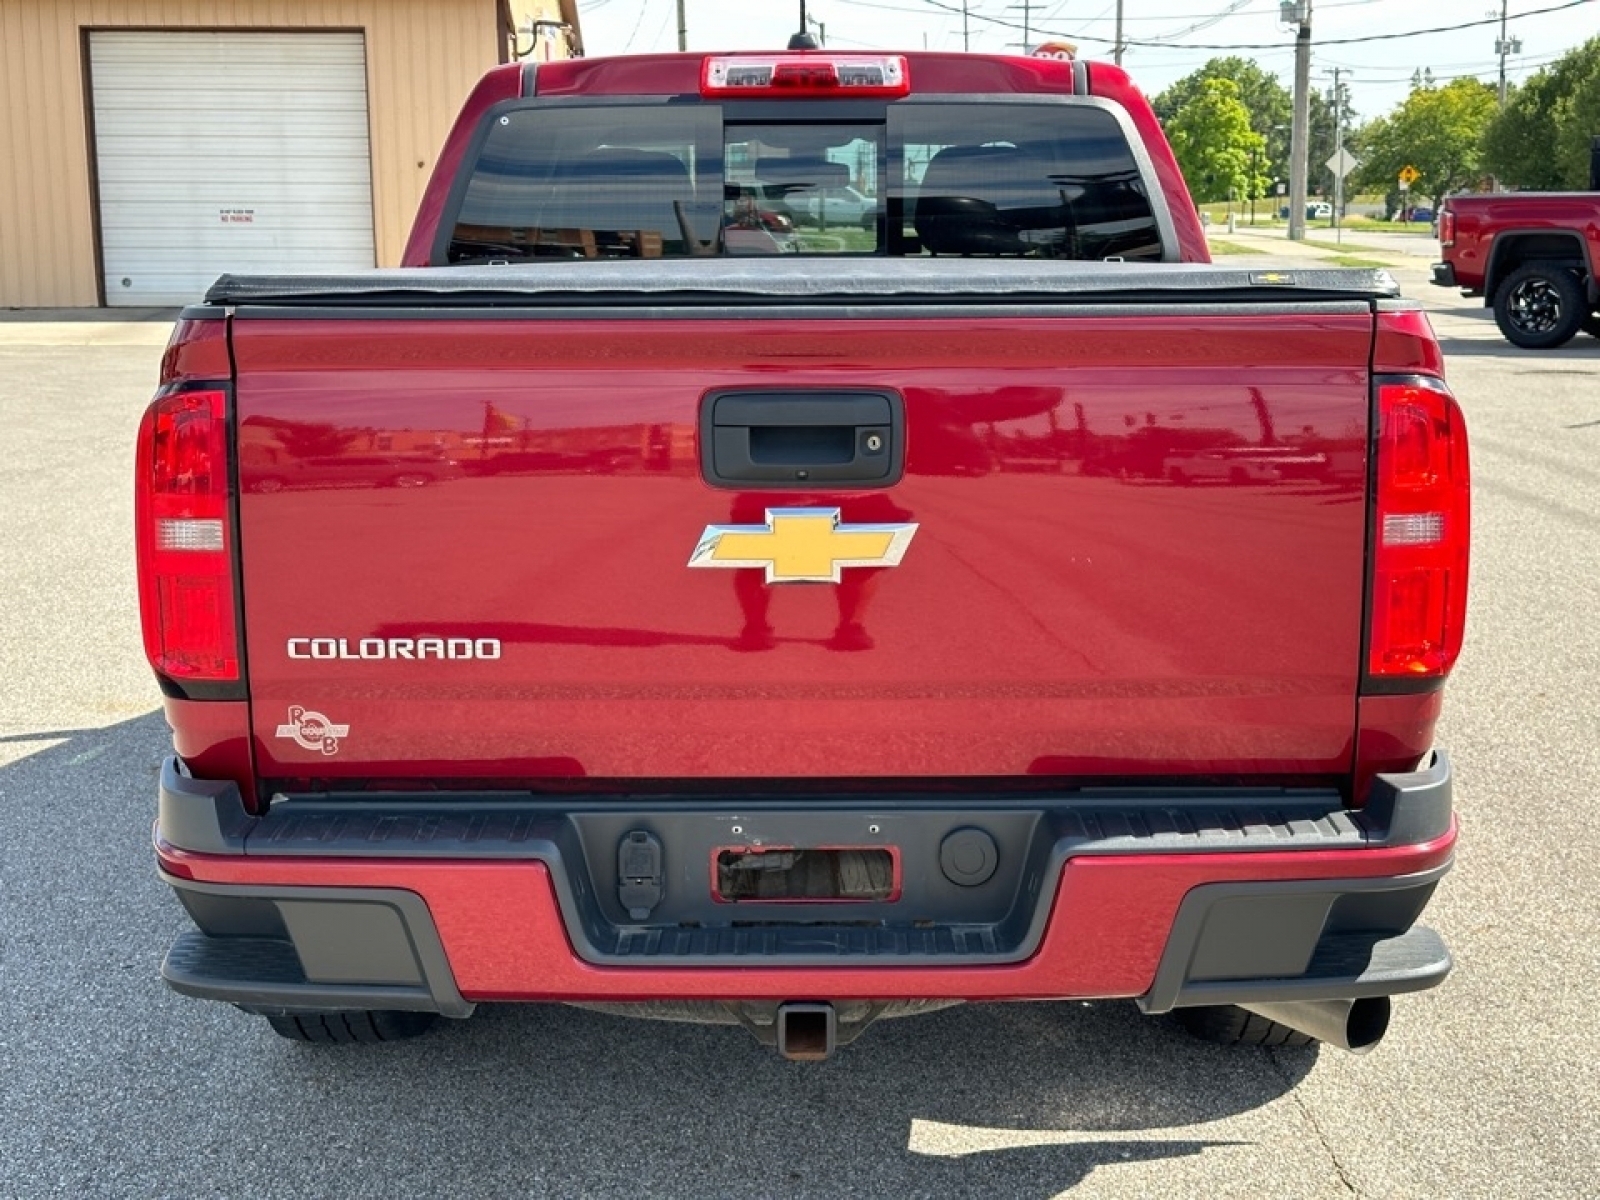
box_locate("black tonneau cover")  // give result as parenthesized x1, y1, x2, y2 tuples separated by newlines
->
(205, 260, 1401, 310)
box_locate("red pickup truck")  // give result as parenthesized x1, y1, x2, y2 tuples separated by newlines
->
(1434, 191, 1600, 348)
(142, 49, 1467, 1060)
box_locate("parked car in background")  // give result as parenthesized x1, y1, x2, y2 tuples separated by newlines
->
(790, 184, 876, 228)
(1278, 201, 1332, 220)
(243, 451, 462, 493)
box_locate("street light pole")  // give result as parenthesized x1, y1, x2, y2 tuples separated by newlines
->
(1287, 0, 1313, 242)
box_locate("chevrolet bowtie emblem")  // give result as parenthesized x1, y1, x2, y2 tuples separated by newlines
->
(689, 507, 918, 584)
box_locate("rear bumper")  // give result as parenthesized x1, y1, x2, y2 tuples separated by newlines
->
(1431, 261, 1460, 289)
(154, 755, 1456, 1015)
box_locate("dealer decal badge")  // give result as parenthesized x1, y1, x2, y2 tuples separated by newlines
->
(276, 706, 350, 756)
(689, 507, 918, 584)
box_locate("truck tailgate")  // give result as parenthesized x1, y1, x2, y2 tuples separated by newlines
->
(229, 276, 1379, 783)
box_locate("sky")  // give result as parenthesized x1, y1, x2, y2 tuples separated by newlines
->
(575, 0, 1600, 125)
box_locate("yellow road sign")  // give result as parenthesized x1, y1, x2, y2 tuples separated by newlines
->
(1398, 165, 1421, 185)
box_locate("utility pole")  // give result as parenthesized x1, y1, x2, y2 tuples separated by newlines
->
(1325, 68, 1350, 243)
(1115, 0, 1125, 66)
(1497, 0, 1508, 105)
(1494, 0, 1521, 108)
(677, 0, 687, 52)
(1286, 0, 1313, 242)
(1003, 1, 1032, 50)
(963, 1, 970, 52)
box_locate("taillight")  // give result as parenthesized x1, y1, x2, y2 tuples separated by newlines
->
(136, 387, 241, 684)
(1367, 378, 1469, 682)
(1438, 209, 1456, 247)
(701, 54, 910, 98)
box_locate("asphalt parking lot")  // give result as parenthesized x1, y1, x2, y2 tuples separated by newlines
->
(2, 248, 1598, 1198)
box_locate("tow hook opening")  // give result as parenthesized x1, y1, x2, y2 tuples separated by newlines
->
(777, 1002, 836, 1062)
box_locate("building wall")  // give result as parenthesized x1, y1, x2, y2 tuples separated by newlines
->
(506, 0, 578, 62)
(0, 0, 506, 307)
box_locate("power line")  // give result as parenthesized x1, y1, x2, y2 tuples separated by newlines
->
(621, 0, 652, 53)
(920, 0, 1593, 51)
(1121, 0, 1587, 49)
(1317, 50, 1565, 74)
(1150, 0, 1256, 41)
(854, 0, 1398, 23)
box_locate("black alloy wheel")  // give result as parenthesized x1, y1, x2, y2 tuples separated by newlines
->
(1492, 263, 1586, 349)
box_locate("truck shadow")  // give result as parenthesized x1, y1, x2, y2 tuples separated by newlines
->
(408, 1000, 1303, 1195)
(4, 713, 1315, 1199)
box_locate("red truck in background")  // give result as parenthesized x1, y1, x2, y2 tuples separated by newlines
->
(142, 49, 1468, 1061)
(1434, 191, 1600, 348)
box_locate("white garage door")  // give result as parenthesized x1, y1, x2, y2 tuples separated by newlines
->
(90, 31, 376, 307)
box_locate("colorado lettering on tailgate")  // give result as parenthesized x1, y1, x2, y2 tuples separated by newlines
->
(286, 637, 502, 660)
(139, 42, 1465, 1062)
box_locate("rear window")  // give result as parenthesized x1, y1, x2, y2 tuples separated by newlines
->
(442, 102, 1165, 264)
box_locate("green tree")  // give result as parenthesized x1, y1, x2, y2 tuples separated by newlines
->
(1483, 36, 1600, 189)
(1154, 59, 1357, 211)
(1351, 78, 1498, 209)
(1154, 57, 1292, 184)
(1563, 65, 1600, 185)
(1163, 77, 1267, 205)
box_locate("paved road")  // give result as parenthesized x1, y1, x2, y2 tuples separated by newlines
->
(3, 262, 1598, 1198)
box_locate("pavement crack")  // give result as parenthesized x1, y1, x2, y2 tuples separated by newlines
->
(1269, 1048, 1361, 1196)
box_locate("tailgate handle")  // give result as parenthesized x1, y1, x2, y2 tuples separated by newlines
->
(701, 389, 904, 487)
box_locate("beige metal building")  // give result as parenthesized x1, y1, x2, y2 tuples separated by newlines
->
(0, 0, 583, 307)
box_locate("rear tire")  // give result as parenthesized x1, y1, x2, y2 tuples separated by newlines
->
(1492, 263, 1585, 349)
(264, 1010, 439, 1044)
(1172, 1005, 1314, 1048)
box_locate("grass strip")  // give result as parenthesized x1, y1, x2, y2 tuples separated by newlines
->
(1204, 239, 1258, 256)
(1326, 255, 1389, 268)
(1302, 238, 1391, 257)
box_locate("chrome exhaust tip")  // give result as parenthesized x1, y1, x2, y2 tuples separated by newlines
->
(1241, 996, 1391, 1053)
